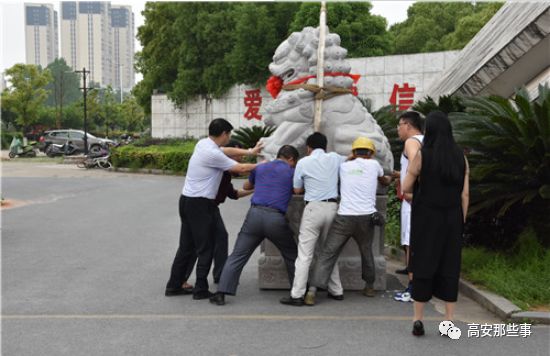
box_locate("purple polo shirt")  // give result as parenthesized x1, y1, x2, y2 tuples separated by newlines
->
(249, 159, 294, 214)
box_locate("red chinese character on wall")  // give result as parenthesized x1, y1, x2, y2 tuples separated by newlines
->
(389, 83, 416, 111)
(244, 89, 263, 120)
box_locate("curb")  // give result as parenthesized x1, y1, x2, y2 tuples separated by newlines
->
(384, 246, 550, 324)
(110, 167, 182, 176)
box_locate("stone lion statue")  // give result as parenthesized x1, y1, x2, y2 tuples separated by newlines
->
(261, 26, 393, 173)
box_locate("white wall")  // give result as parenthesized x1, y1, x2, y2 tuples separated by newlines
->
(152, 51, 459, 139)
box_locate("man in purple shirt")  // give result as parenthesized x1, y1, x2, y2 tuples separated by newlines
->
(210, 145, 300, 306)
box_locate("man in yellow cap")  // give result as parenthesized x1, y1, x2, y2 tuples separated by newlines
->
(309, 137, 392, 303)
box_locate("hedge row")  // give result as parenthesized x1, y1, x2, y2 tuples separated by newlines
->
(110, 142, 196, 174)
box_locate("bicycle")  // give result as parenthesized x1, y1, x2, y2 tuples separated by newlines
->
(77, 155, 112, 169)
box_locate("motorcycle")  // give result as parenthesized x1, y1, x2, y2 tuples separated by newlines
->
(9, 137, 38, 158)
(76, 142, 112, 169)
(45, 141, 81, 157)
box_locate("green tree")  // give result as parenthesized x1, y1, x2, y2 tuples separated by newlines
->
(86, 89, 104, 132)
(102, 86, 119, 137)
(62, 102, 84, 129)
(119, 95, 146, 132)
(442, 3, 503, 50)
(45, 58, 81, 128)
(390, 2, 503, 54)
(2, 64, 52, 132)
(289, 2, 391, 57)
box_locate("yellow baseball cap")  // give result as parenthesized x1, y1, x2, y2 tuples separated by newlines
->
(352, 137, 376, 153)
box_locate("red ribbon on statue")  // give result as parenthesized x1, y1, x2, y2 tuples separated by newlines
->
(266, 72, 361, 99)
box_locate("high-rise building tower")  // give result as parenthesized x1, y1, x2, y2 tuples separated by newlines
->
(60, 1, 112, 86)
(24, 3, 58, 68)
(111, 5, 135, 94)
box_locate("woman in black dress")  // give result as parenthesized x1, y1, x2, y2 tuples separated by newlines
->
(403, 111, 470, 336)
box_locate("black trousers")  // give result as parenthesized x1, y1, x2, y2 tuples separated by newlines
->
(166, 195, 222, 293)
(182, 208, 228, 283)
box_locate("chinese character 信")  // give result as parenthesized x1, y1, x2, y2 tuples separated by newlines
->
(244, 89, 263, 121)
(389, 83, 416, 111)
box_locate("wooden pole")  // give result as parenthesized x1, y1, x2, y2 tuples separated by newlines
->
(313, 2, 327, 132)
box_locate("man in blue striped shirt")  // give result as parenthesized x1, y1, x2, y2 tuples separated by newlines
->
(210, 145, 300, 306)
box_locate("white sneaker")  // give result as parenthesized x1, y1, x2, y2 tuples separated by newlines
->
(393, 291, 413, 302)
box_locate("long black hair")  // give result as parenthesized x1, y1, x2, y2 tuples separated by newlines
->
(422, 111, 464, 184)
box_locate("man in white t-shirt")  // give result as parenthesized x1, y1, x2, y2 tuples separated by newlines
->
(309, 137, 391, 300)
(165, 118, 260, 300)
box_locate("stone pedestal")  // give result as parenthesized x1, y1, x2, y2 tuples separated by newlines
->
(258, 190, 388, 290)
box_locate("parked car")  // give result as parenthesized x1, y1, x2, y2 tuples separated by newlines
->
(39, 129, 116, 154)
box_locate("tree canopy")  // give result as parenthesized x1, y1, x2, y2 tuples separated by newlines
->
(2, 64, 52, 131)
(134, 2, 502, 112)
(134, 2, 393, 111)
(44, 58, 81, 128)
(389, 2, 503, 54)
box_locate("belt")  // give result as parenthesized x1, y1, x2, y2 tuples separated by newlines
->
(305, 198, 338, 205)
(251, 204, 284, 215)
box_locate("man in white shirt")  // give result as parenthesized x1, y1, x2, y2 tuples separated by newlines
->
(309, 137, 391, 302)
(165, 118, 260, 300)
(280, 132, 347, 307)
(394, 111, 424, 303)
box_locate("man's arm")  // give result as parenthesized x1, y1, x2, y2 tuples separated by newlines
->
(402, 138, 422, 201)
(293, 187, 305, 194)
(378, 175, 392, 186)
(222, 141, 263, 158)
(237, 188, 253, 198)
(243, 180, 254, 191)
(403, 152, 421, 194)
(292, 161, 305, 195)
(229, 163, 257, 175)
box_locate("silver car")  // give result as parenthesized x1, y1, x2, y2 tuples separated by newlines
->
(39, 129, 116, 154)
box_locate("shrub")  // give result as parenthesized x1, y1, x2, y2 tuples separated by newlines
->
(232, 125, 275, 149)
(452, 85, 550, 246)
(111, 141, 196, 174)
(1, 132, 23, 149)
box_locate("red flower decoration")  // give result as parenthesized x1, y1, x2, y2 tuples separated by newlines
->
(266, 76, 283, 99)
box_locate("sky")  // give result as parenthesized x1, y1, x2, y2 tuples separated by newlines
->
(0, 1, 414, 80)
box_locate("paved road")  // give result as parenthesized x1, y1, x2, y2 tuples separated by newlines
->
(2, 161, 549, 355)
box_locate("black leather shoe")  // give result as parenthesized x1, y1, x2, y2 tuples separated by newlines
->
(193, 290, 214, 300)
(165, 287, 193, 296)
(396, 267, 409, 275)
(280, 296, 304, 306)
(209, 292, 225, 305)
(412, 320, 425, 336)
(327, 293, 344, 301)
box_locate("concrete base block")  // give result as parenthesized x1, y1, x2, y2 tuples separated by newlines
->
(258, 193, 388, 291)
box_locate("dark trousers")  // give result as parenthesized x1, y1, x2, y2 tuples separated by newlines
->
(166, 195, 221, 294)
(182, 208, 228, 283)
(310, 214, 376, 289)
(217, 206, 298, 295)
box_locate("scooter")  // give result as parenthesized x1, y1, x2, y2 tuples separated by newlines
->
(45, 141, 81, 157)
(9, 137, 38, 158)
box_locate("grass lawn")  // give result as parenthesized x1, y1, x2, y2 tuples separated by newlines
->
(461, 228, 550, 311)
